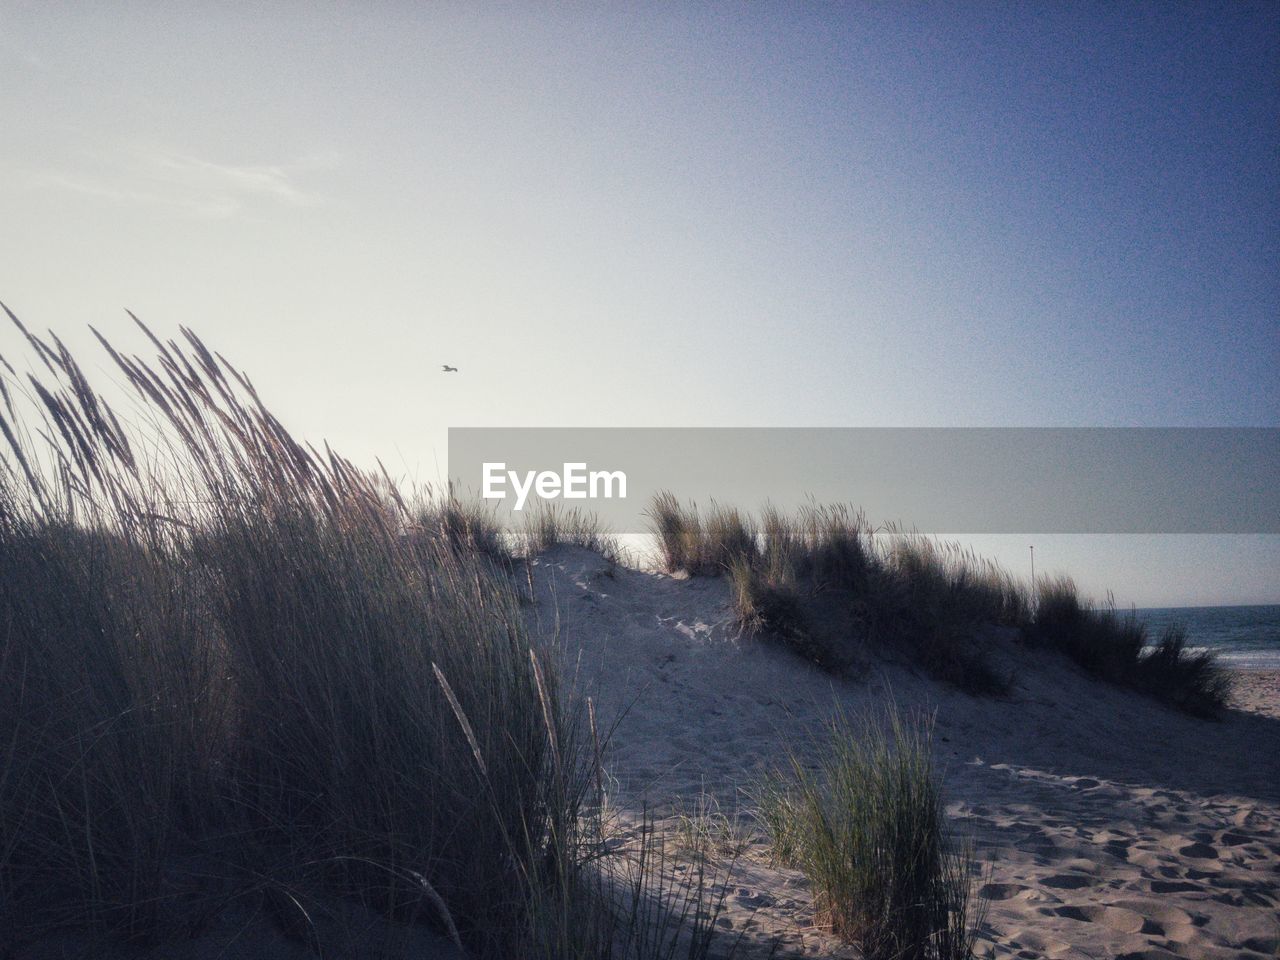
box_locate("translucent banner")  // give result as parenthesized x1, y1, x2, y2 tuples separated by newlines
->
(447, 428, 1280, 533)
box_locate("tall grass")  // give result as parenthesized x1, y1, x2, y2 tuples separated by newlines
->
(520, 502, 621, 562)
(755, 704, 981, 960)
(649, 493, 1229, 713)
(647, 492, 755, 576)
(410, 496, 621, 564)
(867, 532, 1024, 695)
(1026, 577, 1231, 717)
(1134, 625, 1233, 720)
(413, 491, 512, 564)
(1027, 577, 1145, 679)
(0, 519, 223, 941)
(0, 310, 734, 958)
(655, 495, 1015, 693)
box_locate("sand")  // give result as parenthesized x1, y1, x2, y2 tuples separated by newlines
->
(529, 546, 1280, 959)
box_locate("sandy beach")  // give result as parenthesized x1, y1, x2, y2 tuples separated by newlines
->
(530, 546, 1280, 959)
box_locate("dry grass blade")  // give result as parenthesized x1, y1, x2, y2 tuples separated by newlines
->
(433, 662, 488, 778)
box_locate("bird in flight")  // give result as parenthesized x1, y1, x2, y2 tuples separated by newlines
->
(442, 365, 458, 373)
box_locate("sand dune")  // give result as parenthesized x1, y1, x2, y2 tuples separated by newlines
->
(529, 546, 1280, 959)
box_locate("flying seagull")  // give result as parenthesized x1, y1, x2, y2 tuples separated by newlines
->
(441, 365, 458, 372)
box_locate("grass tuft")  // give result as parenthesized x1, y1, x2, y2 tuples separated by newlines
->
(414, 492, 512, 564)
(520, 502, 621, 562)
(1134, 625, 1233, 718)
(1025, 578, 1231, 717)
(647, 492, 755, 576)
(755, 702, 982, 960)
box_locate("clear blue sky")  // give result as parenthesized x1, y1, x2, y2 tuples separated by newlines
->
(1, 2, 1276, 605)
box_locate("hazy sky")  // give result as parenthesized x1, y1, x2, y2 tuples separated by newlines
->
(1, 3, 1276, 605)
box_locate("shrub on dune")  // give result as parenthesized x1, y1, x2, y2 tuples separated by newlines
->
(1134, 624, 1232, 719)
(755, 703, 982, 960)
(520, 501, 621, 561)
(674, 496, 1013, 694)
(646, 492, 755, 576)
(414, 492, 512, 563)
(1025, 578, 1230, 717)
(654, 493, 1228, 715)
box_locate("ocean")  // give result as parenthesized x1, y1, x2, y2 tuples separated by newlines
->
(1135, 605, 1280, 672)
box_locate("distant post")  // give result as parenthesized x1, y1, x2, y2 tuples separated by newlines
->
(1030, 545, 1035, 585)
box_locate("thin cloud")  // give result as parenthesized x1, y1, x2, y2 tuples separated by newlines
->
(14, 146, 327, 220)
(147, 152, 316, 206)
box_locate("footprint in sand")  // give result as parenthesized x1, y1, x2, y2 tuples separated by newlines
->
(733, 888, 774, 908)
(1040, 873, 1093, 890)
(1102, 840, 1132, 861)
(1122, 845, 1164, 870)
(1240, 936, 1280, 955)
(1231, 807, 1267, 830)
(1147, 879, 1204, 894)
(1211, 884, 1276, 908)
(1003, 931, 1074, 959)
(978, 882, 1031, 901)
(1057, 856, 1100, 875)
(1178, 841, 1218, 859)
(1030, 844, 1065, 864)
(1108, 898, 1196, 923)
(1052, 903, 1145, 935)
(1183, 866, 1221, 880)
(1108, 898, 1199, 942)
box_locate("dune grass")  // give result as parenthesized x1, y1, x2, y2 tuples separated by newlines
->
(1025, 577, 1232, 718)
(647, 491, 756, 577)
(648, 493, 1231, 714)
(655, 495, 1015, 693)
(669, 792, 751, 865)
(1134, 624, 1234, 719)
(520, 502, 622, 562)
(414, 491, 513, 564)
(754, 703, 982, 960)
(412, 496, 621, 566)
(0, 310, 734, 959)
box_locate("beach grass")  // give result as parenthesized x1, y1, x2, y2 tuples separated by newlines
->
(0, 311, 734, 958)
(0, 309, 1236, 956)
(1025, 578, 1232, 718)
(414, 491, 513, 564)
(754, 703, 982, 960)
(1133, 624, 1234, 718)
(647, 491, 756, 577)
(655, 495, 1015, 693)
(649, 493, 1230, 713)
(520, 502, 622, 562)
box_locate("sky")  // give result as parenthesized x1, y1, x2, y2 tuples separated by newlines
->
(1, 2, 1276, 606)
